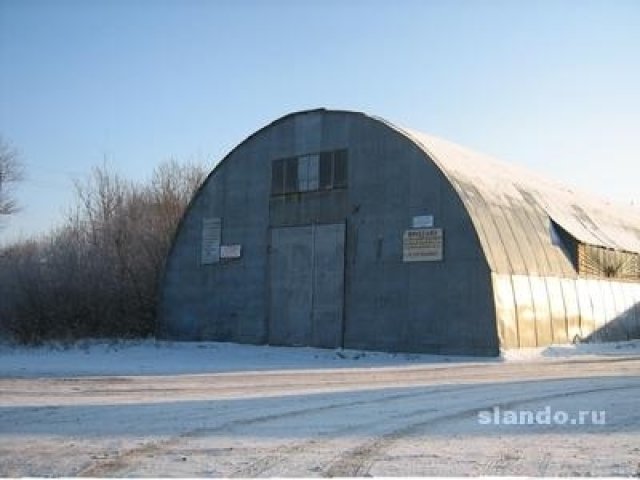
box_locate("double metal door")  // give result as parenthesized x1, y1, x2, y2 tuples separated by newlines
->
(269, 223, 345, 348)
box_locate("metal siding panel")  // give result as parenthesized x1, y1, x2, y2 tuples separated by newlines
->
(520, 203, 557, 276)
(512, 275, 537, 347)
(384, 164, 410, 210)
(294, 112, 322, 155)
(530, 276, 553, 346)
(632, 283, 640, 337)
(454, 182, 511, 273)
(587, 279, 607, 336)
(621, 283, 640, 339)
(320, 115, 350, 152)
(560, 279, 582, 342)
(619, 282, 634, 317)
(237, 267, 268, 340)
(343, 263, 379, 349)
(311, 223, 345, 348)
(492, 273, 519, 348)
(513, 189, 576, 278)
(406, 261, 444, 352)
(437, 177, 486, 262)
(269, 226, 313, 345)
(466, 208, 500, 265)
(619, 283, 635, 337)
(610, 282, 628, 339)
(507, 200, 549, 275)
(410, 152, 442, 210)
(439, 263, 496, 353)
(602, 281, 617, 326)
(632, 284, 640, 337)
(491, 205, 528, 274)
(546, 247, 578, 278)
(380, 263, 409, 348)
(524, 202, 576, 277)
(575, 278, 595, 338)
(611, 282, 632, 340)
(268, 117, 295, 160)
(546, 277, 568, 344)
(469, 267, 499, 352)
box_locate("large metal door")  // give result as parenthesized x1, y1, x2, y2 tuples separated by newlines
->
(269, 223, 345, 348)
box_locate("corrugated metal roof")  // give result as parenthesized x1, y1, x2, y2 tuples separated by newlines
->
(378, 118, 640, 275)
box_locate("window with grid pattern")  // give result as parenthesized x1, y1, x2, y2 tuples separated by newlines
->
(271, 149, 347, 196)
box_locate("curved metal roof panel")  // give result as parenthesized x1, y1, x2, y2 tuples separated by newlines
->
(379, 119, 640, 275)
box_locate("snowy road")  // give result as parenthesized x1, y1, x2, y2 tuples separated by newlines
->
(1, 342, 639, 476)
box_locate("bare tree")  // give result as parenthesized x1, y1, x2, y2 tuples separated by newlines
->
(0, 136, 24, 215)
(0, 157, 207, 343)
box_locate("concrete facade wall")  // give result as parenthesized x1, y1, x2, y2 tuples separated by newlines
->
(159, 110, 499, 355)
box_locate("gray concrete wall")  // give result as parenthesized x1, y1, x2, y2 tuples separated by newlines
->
(159, 110, 499, 355)
(339, 116, 497, 355)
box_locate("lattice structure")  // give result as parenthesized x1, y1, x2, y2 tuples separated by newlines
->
(578, 244, 640, 281)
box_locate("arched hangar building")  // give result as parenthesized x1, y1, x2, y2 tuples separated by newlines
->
(159, 109, 640, 356)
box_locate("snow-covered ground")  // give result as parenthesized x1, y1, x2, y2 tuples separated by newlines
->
(1, 339, 639, 476)
(0, 339, 492, 378)
(2, 337, 638, 378)
(502, 338, 640, 361)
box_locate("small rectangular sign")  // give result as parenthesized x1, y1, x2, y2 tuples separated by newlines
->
(201, 217, 221, 265)
(403, 228, 443, 262)
(220, 244, 242, 259)
(412, 215, 434, 228)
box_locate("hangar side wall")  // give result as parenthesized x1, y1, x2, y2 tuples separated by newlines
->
(394, 128, 640, 349)
(160, 111, 499, 355)
(493, 273, 640, 348)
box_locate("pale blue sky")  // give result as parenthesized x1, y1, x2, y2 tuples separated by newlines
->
(1, 0, 639, 244)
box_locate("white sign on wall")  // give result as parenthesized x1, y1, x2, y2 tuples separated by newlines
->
(201, 217, 221, 265)
(220, 244, 242, 259)
(412, 215, 434, 228)
(403, 228, 443, 262)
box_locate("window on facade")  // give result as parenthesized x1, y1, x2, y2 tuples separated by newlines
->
(284, 157, 298, 194)
(271, 158, 285, 195)
(298, 154, 319, 191)
(271, 149, 347, 196)
(333, 149, 348, 188)
(578, 244, 640, 281)
(319, 152, 333, 189)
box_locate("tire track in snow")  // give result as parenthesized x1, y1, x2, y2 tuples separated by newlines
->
(29, 358, 639, 477)
(76, 382, 488, 477)
(77, 378, 640, 477)
(6, 356, 639, 406)
(227, 378, 640, 477)
(323, 382, 640, 477)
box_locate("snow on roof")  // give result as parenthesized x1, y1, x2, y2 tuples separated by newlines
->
(379, 118, 640, 275)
